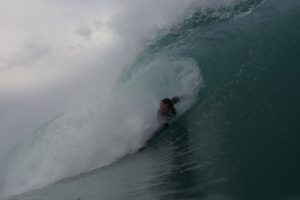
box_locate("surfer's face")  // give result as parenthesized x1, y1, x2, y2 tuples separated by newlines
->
(159, 102, 170, 115)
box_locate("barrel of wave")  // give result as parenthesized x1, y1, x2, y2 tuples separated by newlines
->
(0, 57, 203, 198)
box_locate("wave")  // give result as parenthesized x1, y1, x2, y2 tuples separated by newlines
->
(1, 0, 297, 198)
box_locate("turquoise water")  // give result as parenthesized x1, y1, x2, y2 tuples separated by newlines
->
(2, 0, 300, 199)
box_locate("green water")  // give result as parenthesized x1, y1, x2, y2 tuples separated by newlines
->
(3, 0, 300, 199)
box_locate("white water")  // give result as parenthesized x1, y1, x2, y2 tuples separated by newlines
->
(0, 0, 242, 198)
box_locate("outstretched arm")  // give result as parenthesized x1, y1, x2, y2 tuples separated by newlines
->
(171, 95, 187, 104)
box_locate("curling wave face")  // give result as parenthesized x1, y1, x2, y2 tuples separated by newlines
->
(1, 0, 299, 199)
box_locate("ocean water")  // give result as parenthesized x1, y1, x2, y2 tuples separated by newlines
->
(0, 0, 299, 199)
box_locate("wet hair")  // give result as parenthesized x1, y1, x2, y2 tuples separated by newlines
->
(161, 98, 176, 115)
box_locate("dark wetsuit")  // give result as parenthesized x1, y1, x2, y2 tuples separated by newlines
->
(155, 96, 182, 134)
(139, 96, 184, 150)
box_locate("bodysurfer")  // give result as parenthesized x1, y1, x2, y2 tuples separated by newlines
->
(139, 95, 186, 150)
(156, 96, 182, 134)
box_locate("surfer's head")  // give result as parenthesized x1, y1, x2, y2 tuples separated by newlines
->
(159, 98, 176, 115)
